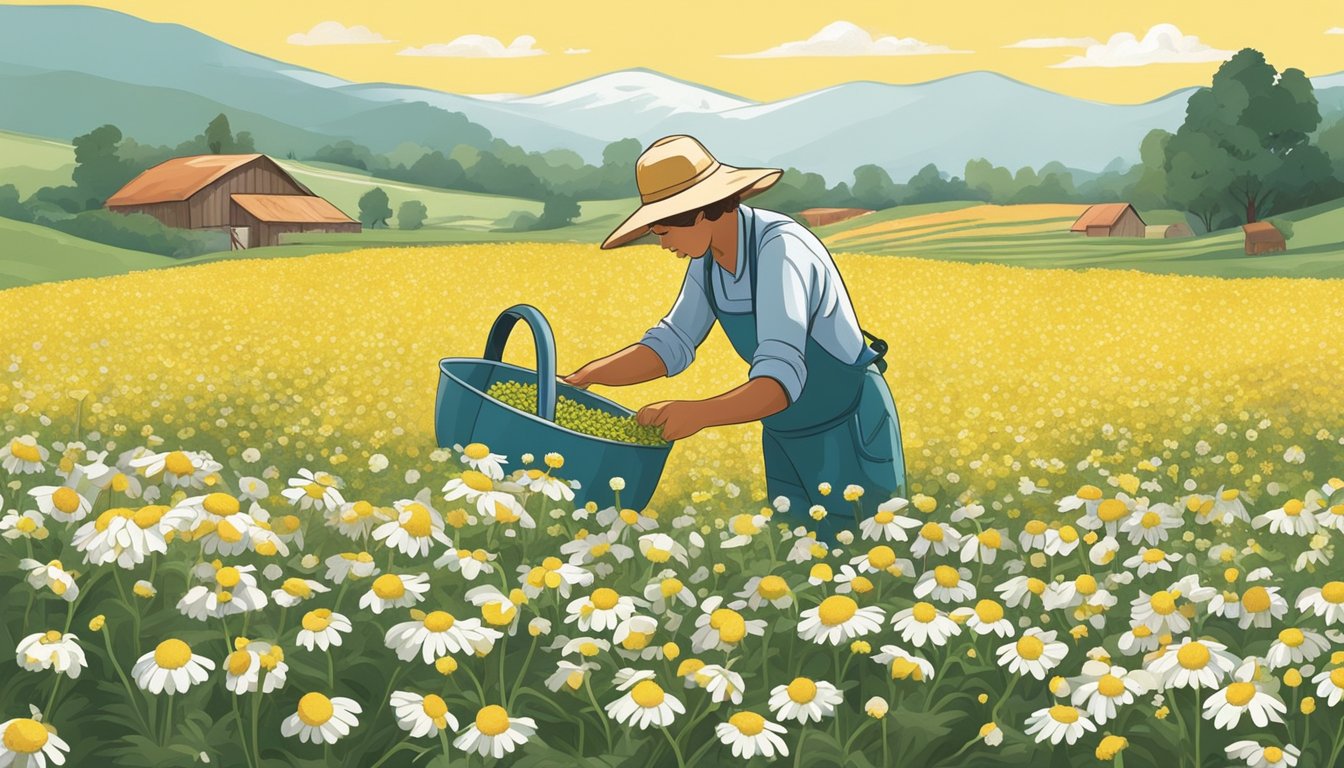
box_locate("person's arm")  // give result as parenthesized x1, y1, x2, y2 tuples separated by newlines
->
(563, 260, 714, 388)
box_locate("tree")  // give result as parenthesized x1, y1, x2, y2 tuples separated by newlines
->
(1127, 129, 1173, 210)
(397, 200, 428, 230)
(358, 187, 393, 228)
(534, 195, 581, 229)
(964, 159, 1015, 203)
(205, 114, 233, 154)
(850, 165, 899, 209)
(70, 124, 133, 205)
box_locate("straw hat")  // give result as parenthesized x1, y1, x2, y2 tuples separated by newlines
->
(600, 135, 783, 249)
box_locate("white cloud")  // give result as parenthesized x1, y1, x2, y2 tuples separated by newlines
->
(287, 21, 393, 46)
(1004, 36, 1101, 49)
(721, 21, 971, 58)
(1328, 27, 1344, 35)
(1050, 23, 1234, 68)
(398, 34, 545, 58)
(564, 48, 591, 55)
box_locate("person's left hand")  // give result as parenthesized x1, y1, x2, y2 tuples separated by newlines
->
(635, 400, 707, 441)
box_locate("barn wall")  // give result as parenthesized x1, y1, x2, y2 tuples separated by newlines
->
(191, 160, 308, 229)
(109, 201, 190, 228)
(1113, 210, 1145, 237)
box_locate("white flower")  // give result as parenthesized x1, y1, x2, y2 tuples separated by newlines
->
(132, 639, 215, 694)
(0, 716, 70, 767)
(604, 669, 685, 728)
(223, 640, 288, 694)
(0, 435, 50, 474)
(454, 705, 536, 758)
(129, 449, 221, 488)
(1146, 637, 1240, 690)
(368, 453, 389, 473)
(271, 577, 330, 608)
(1023, 704, 1095, 745)
(280, 693, 361, 744)
(1295, 581, 1344, 624)
(566, 588, 642, 634)
(28, 485, 92, 523)
(1202, 661, 1286, 730)
(1068, 661, 1155, 724)
(1225, 740, 1300, 768)
(889, 602, 960, 648)
(372, 490, 451, 558)
(358, 573, 431, 614)
(177, 563, 268, 621)
(296, 609, 352, 651)
(18, 559, 78, 602)
(913, 565, 976, 603)
(15, 630, 87, 679)
(280, 468, 346, 512)
(996, 628, 1068, 680)
(859, 498, 921, 542)
(1265, 627, 1328, 669)
(695, 664, 746, 705)
(797, 595, 884, 646)
(391, 691, 460, 737)
(690, 597, 765, 653)
(715, 712, 789, 759)
(871, 644, 935, 681)
(768, 677, 842, 723)
(324, 552, 379, 584)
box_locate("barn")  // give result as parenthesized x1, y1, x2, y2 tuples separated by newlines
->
(1243, 221, 1286, 255)
(105, 154, 359, 248)
(1069, 203, 1146, 237)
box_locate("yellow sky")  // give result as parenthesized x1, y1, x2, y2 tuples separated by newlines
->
(26, 0, 1344, 103)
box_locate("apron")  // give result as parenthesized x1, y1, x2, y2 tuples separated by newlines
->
(704, 208, 908, 540)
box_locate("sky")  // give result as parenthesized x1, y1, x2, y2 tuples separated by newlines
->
(23, 0, 1344, 103)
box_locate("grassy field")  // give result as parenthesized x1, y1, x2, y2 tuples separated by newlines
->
(0, 128, 77, 196)
(0, 216, 175, 288)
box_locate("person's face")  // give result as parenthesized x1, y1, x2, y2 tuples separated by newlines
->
(649, 212, 711, 259)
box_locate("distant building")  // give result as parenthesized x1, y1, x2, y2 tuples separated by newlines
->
(1069, 203, 1146, 237)
(1242, 221, 1286, 255)
(105, 154, 359, 248)
(798, 208, 875, 227)
(1144, 223, 1194, 239)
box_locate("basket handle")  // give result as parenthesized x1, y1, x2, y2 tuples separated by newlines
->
(482, 304, 557, 422)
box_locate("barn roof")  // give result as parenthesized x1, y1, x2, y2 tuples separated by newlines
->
(230, 194, 356, 224)
(106, 154, 309, 206)
(1242, 221, 1283, 241)
(1070, 203, 1142, 231)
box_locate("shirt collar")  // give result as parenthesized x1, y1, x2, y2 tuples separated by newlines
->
(729, 204, 749, 282)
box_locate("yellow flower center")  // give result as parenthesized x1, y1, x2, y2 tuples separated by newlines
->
(919, 522, 944, 541)
(1026, 578, 1046, 595)
(297, 692, 334, 726)
(728, 712, 766, 736)
(977, 529, 1002, 549)
(874, 510, 895, 524)
(461, 471, 494, 493)
(42, 630, 62, 644)
(215, 567, 242, 588)
(710, 609, 747, 643)
(482, 603, 515, 626)
(911, 602, 937, 623)
(731, 515, 759, 536)
(630, 680, 666, 708)
(132, 505, 167, 528)
(1024, 520, 1047, 536)
(227, 650, 253, 675)
(1263, 747, 1283, 763)
(302, 610, 332, 632)
(163, 451, 194, 476)
(867, 546, 896, 570)
(1224, 682, 1257, 707)
(16, 517, 37, 533)
(620, 509, 640, 526)
(283, 578, 312, 599)
(422, 694, 449, 721)
(933, 566, 961, 588)
(757, 575, 788, 600)
(1283, 499, 1304, 517)
(1077, 485, 1103, 501)
(203, 493, 240, 516)
(52, 487, 81, 513)
(2, 718, 48, 753)
(9, 439, 41, 463)
(1049, 705, 1079, 724)
(1058, 526, 1078, 543)
(1279, 628, 1305, 647)
(1242, 586, 1271, 614)
(402, 504, 433, 537)
(217, 519, 245, 544)
(1075, 575, 1098, 596)
(1140, 512, 1161, 529)
(1016, 635, 1045, 661)
(1142, 549, 1166, 564)
(1332, 668, 1344, 688)
(154, 639, 193, 670)
(591, 588, 619, 611)
(786, 677, 817, 703)
(303, 483, 327, 500)
(372, 574, 406, 599)
(1322, 582, 1344, 604)
(464, 443, 491, 460)
(1177, 642, 1211, 670)
(1097, 499, 1127, 522)
(475, 705, 511, 736)
(1150, 591, 1177, 615)
(660, 578, 684, 598)
(542, 557, 563, 571)
(1097, 674, 1126, 698)
(974, 600, 1004, 623)
(817, 595, 858, 626)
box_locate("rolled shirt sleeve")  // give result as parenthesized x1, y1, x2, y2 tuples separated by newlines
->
(639, 260, 716, 378)
(750, 234, 814, 404)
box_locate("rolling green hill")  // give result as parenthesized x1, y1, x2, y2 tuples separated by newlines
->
(0, 128, 76, 196)
(0, 216, 174, 288)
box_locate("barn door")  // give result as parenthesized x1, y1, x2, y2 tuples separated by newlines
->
(229, 227, 249, 250)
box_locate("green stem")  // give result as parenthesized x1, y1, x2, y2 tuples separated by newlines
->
(101, 627, 152, 734)
(659, 725, 688, 768)
(583, 675, 613, 751)
(161, 693, 173, 745)
(231, 696, 255, 768)
(507, 635, 539, 709)
(250, 693, 261, 768)
(43, 675, 62, 719)
(1326, 712, 1344, 768)
(794, 728, 808, 768)
(989, 675, 1020, 723)
(367, 739, 412, 768)
(327, 651, 335, 689)
(842, 718, 879, 756)
(1194, 687, 1202, 768)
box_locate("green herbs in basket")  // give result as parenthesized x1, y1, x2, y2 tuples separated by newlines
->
(485, 380, 669, 446)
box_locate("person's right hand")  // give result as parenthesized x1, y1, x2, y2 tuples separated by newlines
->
(561, 368, 593, 390)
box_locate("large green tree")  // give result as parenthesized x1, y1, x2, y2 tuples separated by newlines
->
(357, 187, 393, 229)
(71, 124, 135, 205)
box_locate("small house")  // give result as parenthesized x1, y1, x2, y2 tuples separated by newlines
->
(1242, 222, 1286, 255)
(798, 208, 875, 227)
(1069, 203, 1146, 237)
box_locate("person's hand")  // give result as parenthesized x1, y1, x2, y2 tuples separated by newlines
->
(561, 367, 593, 390)
(636, 400, 706, 441)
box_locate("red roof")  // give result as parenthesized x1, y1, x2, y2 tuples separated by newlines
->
(230, 194, 355, 224)
(1070, 203, 1141, 232)
(106, 154, 309, 206)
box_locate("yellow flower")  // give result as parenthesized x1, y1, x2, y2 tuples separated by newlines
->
(1284, 668, 1303, 688)
(913, 494, 937, 514)
(977, 693, 988, 704)
(88, 615, 106, 632)
(435, 656, 458, 676)
(1095, 735, 1128, 760)
(1302, 696, 1317, 715)
(1154, 706, 1169, 720)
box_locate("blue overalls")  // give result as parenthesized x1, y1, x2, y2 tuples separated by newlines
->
(704, 211, 907, 540)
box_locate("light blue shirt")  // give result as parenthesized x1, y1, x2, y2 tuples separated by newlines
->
(638, 204, 867, 403)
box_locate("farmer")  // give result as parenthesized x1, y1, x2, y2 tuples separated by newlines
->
(562, 134, 905, 538)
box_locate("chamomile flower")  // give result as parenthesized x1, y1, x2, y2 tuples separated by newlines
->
(545, 660, 599, 692)
(871, 645, 935, 681)
(457, 442, 507, 480)
(768, 677, 842, 723)
(890, 602, 961, 648)
(1123, 547, 1183, 578)
(1233, 585, 1288, 629)
(1130, 589, 1192, 636)
(0, 509, 46, 541)
(959, 527, 1013, 564)
(132, 639, 215, 694)
(518, 556, 592, 598)
(442, 471, 526, 524)
(596, 505, 658, 539)
(358, 573, 431, 615)
(1254, 498, 1319, 537)
(391, 691, 460, 738)
(324, 552, 378, 584)
(28, 485, 91, 523)
(223, 639, 288, 694)
(637, 533, 689, 566)
(695, 664, 747, 704)
(715, 712, 789, 759)
(328, 500, 381, 541)
(1069, 661, 1155, 724)
(1147, 637, 1240, 689)
(951, 599, 1015, 637)
(720, 512, 768, 548)
(1043, 525, 1082, 556)
(296, 609, 352, 651)
(1224, 741, 1299, 768)
(1023, 704, 1095, 745)
(465, 584, 525, 634)
(178, 562, 268, 621)
(995, 575, 1047, 610)
(18, 559, 78, 602)
(1265, 627, 1328, 668)
(604, 669, 684, 728)
(1057, 485, 1106, 517)
(454, 705, 536, 758)
(797, 595, 885, 646)
(730, 574, 793, 611)
(567, 587, 642, 633)
(514, 467, 575, 502)
(129, 449, 220, 489)
(435, 547, 498, 581)
(997, 628, 1068, 680)
(911, 521, 959, 558)
(271, 577, 330, 608)
(1203, 661, 1286, 730)
(280, 468, 346, 513)
(914, 565, 976, 603)
(0, 716, 69, 767)
(1295, 581, 1344, 624)
(1310, 664, 1344, 706)
(372, 490, 451, 558)
(1120, 503, 1182, 547)
(859, 498, 921, 542)
(1, 435, 49, 474)
(280, 692, 361, 744)
(643, 575, 696, 615)
(690, 596, 766, 653)
(15, 631, 87, 679)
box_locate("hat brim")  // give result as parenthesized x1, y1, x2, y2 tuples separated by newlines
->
(600, 165, 783, 250)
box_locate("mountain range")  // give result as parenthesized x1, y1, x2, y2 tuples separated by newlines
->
(1, 4, 1342, 183)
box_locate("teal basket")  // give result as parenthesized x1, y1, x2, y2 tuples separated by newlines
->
(434, 304, 673, 511)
